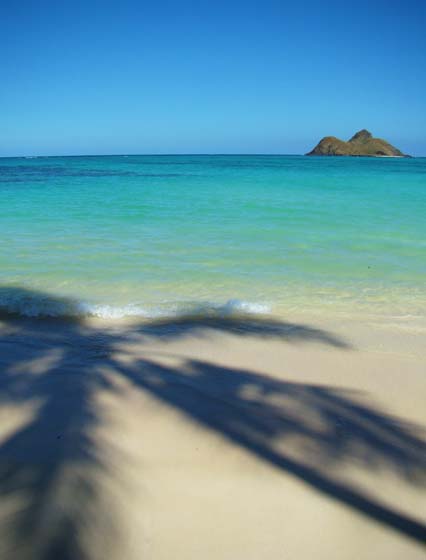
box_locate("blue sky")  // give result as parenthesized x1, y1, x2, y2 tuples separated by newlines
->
(1, 0, 425, 156)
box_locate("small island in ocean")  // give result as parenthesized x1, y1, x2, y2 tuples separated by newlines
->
(306, 129, 409, 157)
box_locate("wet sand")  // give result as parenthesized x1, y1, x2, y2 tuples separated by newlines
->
(0, 313, 425, 559)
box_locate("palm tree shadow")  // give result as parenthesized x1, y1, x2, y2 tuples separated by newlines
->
(0, 320, 118, 560)
(0, 287, 425, 558)
(114, 356, 426, 544)
(134, 314, 352, 348)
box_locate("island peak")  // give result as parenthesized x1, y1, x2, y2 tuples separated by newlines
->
(306, 130, 409, 157)
(349, 129, 372, 142)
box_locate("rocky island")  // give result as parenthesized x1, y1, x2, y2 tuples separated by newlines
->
(306, 129, 409, 157)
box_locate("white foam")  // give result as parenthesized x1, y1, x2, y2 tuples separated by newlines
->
(0, 290, 270, 320)
(77, 302, 148, 319)
(219, 299, 271, 315)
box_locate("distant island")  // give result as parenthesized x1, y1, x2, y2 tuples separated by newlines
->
(306, 129, 409, 157)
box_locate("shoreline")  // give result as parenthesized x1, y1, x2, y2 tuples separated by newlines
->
(1, 284, 425, 331)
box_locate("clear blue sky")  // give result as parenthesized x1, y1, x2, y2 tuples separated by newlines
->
(1, 0, 425, 156)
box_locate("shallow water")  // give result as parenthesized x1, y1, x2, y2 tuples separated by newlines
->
(0, 155, 425, 320)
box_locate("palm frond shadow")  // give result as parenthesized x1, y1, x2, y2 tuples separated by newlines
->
(135, 315, 351, 348)
(114, 356, 426, 543)
(0, 288, 425, 558)
(0, 324, 117, 560)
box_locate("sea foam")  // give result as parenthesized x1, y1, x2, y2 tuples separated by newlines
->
(0, 289, 270, 320)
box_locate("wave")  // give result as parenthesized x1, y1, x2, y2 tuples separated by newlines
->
(0, 288, 270, 320)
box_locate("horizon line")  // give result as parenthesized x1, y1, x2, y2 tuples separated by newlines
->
(0, 152, 303, 159)
(1, 152, 424, 159)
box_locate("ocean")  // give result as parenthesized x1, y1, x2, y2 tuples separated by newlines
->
(0, 154, 425, 321)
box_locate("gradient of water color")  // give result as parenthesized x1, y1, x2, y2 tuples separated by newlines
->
(1, 155, 425, 320)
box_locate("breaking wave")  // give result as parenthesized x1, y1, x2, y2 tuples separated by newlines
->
(0, 287, 270, 320)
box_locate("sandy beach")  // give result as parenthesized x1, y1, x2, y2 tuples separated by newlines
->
(0, 311, 425, 560)
(2, 0, 425, 557)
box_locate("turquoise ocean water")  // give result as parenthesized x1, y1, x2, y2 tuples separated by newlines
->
(0, 155, 425, 320)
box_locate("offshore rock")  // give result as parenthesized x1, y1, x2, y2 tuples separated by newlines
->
(306, 129, 409, 157)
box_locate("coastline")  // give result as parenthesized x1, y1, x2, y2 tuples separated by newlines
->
(2, 0, 425, 557)
(0, 311, 425, 559)
(1, 154, 425, 558)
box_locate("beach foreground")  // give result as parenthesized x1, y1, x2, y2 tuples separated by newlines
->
(0, 311, 425, 559)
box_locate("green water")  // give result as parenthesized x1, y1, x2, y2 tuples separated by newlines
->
(0, 155, 425, 319)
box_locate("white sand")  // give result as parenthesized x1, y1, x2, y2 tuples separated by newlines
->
(0, 313, 425, 559)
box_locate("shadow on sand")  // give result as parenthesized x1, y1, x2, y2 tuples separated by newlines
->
(0, 288, 425, 559)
